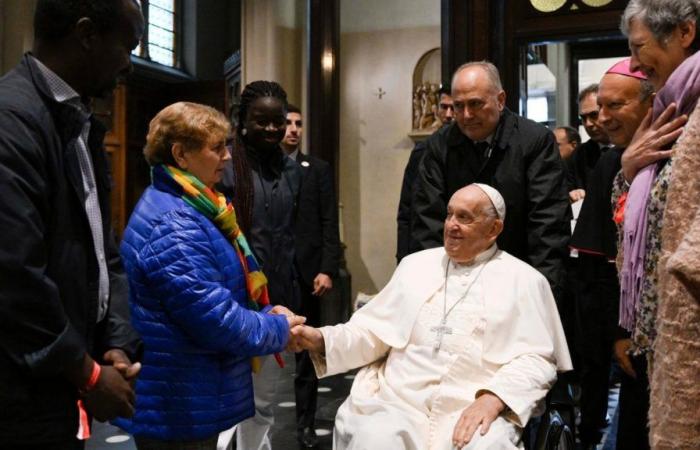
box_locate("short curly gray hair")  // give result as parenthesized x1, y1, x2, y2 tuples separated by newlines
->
(621, 0, 700, 50)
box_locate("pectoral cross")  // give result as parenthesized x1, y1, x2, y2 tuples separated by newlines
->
(431, 320, 453, 352)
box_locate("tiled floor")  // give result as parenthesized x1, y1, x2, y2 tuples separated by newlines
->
(86, 352, 353, 450)
(87, 357, 621, 450)
(599, 383, 621, 450)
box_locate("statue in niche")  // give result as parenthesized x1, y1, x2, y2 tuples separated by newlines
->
(415, 81, 440, 131)
(411, 48, 442, 137)
(413, 84, 423, 130)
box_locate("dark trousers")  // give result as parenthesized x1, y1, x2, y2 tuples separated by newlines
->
(574, 254, 619, 445)
(295, 278, 321, 433)
(561, 257, 581, 371)
(0, 440, 85, 450)
(616, 354, 650, 450)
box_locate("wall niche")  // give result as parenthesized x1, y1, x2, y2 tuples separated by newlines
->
(410, 47, 442, 141)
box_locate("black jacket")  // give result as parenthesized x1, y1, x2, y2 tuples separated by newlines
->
(565, 139, 605, 192)
(0, 54, 141, 444)
(411, 109, 570, 299)
(570, 147, 622, 259)
(219, 147, 302, 310)
(396, 141, 426, 263)
(294, 153, 340, 286)
(569, 148, 625, 353)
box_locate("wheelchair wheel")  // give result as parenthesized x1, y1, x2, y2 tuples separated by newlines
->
(533, 409, 576, 450)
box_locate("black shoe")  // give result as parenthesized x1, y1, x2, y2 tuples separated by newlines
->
(297, 427, 319, 449)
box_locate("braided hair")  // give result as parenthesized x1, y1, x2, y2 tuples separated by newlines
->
(231, 80, 289, 233)
(237, 81, 289, 136)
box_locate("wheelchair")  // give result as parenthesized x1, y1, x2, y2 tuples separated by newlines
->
(523, 378, 577, 450)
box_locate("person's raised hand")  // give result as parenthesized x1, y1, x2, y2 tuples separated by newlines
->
(103, 349, 141, 385)
(569, 189, 585, 203)
(613, 338, 637, 379)
(290, 325, 325, 354)
(451, 392, 505, 449)
(83, 365, 136, 421)
(621, 103, 686, 182)
(312, 273, 333, 296)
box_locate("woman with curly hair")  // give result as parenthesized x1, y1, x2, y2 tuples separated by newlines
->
(115, 101, 304, 449)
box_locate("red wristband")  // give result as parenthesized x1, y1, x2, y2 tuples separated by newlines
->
(80, 361, 101, 394)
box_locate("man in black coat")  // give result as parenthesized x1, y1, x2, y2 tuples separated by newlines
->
(570, 63, 653, 450)
(281, 105, 340, 448)
(411, 61, 570, 300)
(565, 83, 611, 203)
(396, 86, 453, 263)
(0, 1, 144, 448)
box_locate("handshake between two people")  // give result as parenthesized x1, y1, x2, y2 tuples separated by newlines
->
(268, 305, 325, 354)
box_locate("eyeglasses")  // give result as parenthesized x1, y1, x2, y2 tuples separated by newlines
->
(579, 111, 599, 122)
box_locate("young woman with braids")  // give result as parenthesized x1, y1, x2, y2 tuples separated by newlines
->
(218, 81, 303, 450)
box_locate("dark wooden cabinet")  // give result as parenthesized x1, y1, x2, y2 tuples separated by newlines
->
(97, 75, 225, 236)
(94, 86, 128, 236)
(441, 0, 629, 112)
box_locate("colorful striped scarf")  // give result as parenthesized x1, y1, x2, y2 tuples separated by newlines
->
(154, 164, 282, 370)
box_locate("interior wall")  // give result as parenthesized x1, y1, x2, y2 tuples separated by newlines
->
(339, 0, 440, 297)
(1, 0, 36, 75)
(242, 0, 306, 108)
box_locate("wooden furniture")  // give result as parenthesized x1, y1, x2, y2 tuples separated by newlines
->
(441, 0, 630, 113)
(93, 85, 128, 236)
(96, 74, 225, 237)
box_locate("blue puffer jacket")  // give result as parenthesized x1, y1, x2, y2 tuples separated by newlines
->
(114, 185, 289, 440)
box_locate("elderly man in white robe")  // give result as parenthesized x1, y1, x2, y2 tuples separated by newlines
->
(291, 183, 572, 449)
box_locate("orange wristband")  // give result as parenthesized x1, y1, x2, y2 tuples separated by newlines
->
(80, 361, 101, 394)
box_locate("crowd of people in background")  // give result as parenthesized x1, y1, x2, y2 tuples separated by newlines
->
(1, 0, 700, 449)
(397, 1, 700, 449)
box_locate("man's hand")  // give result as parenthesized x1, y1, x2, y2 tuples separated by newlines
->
(452, 392, 506, 449)
(83, 365, 136, 422)
(621, 103, 686, 182)
(290, 325, 325, 353)
(613, 338, 637, 379)
(569, 189, 585, 203)
(103, 349, 141, 385)
(312, 273, 333, 296)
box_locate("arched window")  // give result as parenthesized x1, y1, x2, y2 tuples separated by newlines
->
(132, 0, 180, 68)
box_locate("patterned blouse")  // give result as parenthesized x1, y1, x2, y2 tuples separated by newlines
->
(612, 159, 673, 355)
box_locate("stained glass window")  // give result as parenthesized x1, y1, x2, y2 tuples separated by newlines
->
(132, 0, 179, 68)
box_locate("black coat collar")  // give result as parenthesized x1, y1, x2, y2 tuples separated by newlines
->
(445, 108, 516, 152)
(21, 53, 108, 206)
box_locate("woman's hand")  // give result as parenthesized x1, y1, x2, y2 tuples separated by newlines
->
(621, 103, 686, 182)
(613, 338, 637, 379)
(269, 305, 294, 317)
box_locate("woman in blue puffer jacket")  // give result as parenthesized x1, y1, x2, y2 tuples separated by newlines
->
(114, 102, 305, 449)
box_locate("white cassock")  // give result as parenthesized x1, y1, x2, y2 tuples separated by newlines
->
(310, 245, 572, 450)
